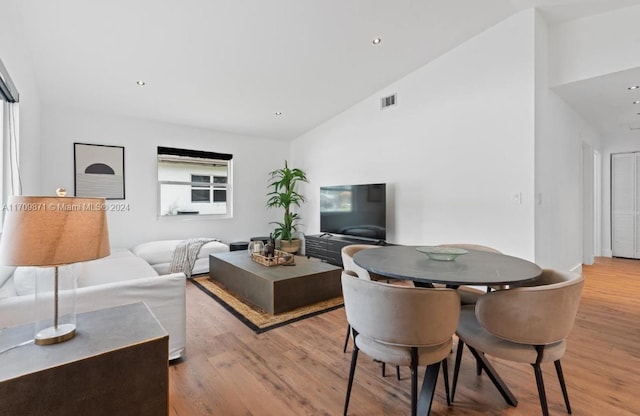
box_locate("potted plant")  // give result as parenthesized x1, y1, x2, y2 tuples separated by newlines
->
(266, 160, 308, 254)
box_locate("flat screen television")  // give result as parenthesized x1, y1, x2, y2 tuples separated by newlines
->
(320, 183, 386, 241)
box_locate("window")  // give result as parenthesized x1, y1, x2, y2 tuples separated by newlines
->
(157, 147, 232, 217)
(1, 56, 20, 227)
(0, 98, 4, 226)
(190, 174, 228, 203)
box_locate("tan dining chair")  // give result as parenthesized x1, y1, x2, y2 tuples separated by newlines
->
(451, 269, 584, 416)
(341, 244, 381, 353)
(341, 244, 381, 280)
(341, 270, 460, 416)
(341, 244, 404, 378)
(340, 244, 414, 377)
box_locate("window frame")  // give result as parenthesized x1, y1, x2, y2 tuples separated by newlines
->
(1, 56, 20, 228)
(157, 147, 233, 219)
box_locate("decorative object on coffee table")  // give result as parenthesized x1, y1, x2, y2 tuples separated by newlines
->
(247, 240, 264, 255)
(250, 249, 294, 267)
(266, 160, 308, 254)
(263, 235, 275, 258)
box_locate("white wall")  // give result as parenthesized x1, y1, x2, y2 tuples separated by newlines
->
(549, 4, 640, 86)
(0, 1, 42, 195)
(41, 106, 288, 248)
(292, 11, 537, 260)
(535, 13, 603, 271)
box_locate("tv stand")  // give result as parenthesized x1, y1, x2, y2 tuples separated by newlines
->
(304, 234, 387, 267)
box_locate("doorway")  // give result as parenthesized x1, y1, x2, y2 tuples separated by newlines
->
(611, 152, 640, 259)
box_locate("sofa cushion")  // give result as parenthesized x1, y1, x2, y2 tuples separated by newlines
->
(13, 264, 81, 296)
(133, 239, 228, 265)
(78, 248, 158, 288)
(133, 240, 184, 265)
(152, 257, 210, 276)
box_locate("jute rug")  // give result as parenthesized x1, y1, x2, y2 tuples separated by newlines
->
(190, 276, 344, 334)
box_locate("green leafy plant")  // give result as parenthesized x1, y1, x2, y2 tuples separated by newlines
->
(266, 161, 308, 242)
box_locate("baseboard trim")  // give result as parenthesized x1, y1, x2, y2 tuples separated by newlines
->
(570, 264, 583, 273)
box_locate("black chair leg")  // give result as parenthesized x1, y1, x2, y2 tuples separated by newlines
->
(343, 324, 351, 353)
(343, 344, 359, 416)
(442, 358, 451, 406)
(379, 361, 400, 380)
(417, 361, 441, 415)
(451, 338, 464, 402)
(554, 360, 572, 414)
(532, 362, 549, 416)
(409, 348, 419, 416)
(410, 363, 418, 416)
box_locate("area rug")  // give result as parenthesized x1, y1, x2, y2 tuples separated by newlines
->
(190, 276, 344, 334)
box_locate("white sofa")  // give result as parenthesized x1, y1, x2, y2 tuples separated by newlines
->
(132, 239, 229, 275)
(0, 248, 187, 360)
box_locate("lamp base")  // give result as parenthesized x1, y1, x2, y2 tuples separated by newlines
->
(35, 323, 76, 345)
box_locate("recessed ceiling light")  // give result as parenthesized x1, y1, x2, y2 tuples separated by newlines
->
(275, 111, 282, 116)
(634, 101, 640, 104)
(629, 86, 640, 90)
(372, 38, 382, 45)
(136, 80, 146, 86)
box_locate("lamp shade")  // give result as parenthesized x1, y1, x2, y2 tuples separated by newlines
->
(0, 196, 111, 267)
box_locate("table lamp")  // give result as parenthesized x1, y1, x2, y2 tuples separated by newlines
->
(0, 193, 110, 345)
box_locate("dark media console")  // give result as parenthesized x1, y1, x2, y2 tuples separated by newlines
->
(304, 234, 386, 267)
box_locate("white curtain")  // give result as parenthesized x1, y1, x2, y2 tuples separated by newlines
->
(6, 101, 20, 196)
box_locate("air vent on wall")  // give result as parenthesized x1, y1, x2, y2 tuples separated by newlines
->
(381, 93, 397, 110)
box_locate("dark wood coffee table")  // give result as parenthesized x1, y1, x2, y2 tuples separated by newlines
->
(209, 251, 342, 314)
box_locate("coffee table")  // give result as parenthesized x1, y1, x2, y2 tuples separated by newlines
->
(209, 251, 342, 314)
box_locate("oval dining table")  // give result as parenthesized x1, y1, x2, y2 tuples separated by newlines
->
(352, 245, 543, 411)
(352, 245, 542, 288)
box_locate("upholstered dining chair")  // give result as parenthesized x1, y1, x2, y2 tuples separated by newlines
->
(341, 244, 404, 378)
(341, 244, 381, 280)
(341, 271, 460, 416)
(451, 269, 584, 416)
(341, 244, 379, 354)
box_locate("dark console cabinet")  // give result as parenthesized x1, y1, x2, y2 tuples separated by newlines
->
(304, 234, 386, 267)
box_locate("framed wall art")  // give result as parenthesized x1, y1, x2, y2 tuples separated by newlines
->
(74, 143, 125, 199)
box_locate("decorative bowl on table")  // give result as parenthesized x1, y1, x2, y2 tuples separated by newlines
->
(416, 246, 468, 261)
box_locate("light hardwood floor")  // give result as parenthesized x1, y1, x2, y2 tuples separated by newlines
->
(168, 257, 640, 415)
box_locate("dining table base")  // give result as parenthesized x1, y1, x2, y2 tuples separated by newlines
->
(452, 341, 518, 407)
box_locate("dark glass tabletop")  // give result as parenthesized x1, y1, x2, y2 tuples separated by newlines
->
(353, 245, 542, 286)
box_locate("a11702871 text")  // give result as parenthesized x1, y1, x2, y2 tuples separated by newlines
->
(2, 202, 131, 212)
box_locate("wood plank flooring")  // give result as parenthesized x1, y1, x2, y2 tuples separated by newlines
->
(168, 257, 640, 415)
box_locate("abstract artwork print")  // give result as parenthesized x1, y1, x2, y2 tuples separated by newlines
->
(74, 143, 125, 199)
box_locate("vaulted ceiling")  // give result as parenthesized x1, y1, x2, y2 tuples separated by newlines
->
(12, 0, 640, 140)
